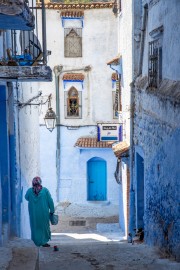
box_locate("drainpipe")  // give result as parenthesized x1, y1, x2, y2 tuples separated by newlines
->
(138, 4, 148, 75)
(53, 65, 91, 202)
(2, 30, 6, 59)
(54, 66, 62, 202)
(16, 83, 22, 237)
(41, 0, 47, 64)
(129, 3, 148, 234)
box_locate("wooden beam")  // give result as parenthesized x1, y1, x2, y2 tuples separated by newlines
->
(32, 52, 43, 66)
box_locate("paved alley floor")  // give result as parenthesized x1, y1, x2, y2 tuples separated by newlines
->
(39, 231, 179, 270)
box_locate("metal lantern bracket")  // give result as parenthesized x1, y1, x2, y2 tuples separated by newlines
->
(17, 92, 56, 132)
(17, 91, 43, 108)
(17, 92, 52, 109)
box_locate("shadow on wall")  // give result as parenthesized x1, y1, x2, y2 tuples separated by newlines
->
(119, 183, 125, 233)
(21, 174, 31, 239)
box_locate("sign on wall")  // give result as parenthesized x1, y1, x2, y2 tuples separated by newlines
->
(97, 123, 122, 141)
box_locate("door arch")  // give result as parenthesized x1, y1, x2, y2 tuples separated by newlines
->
(87, 157, 107, 201)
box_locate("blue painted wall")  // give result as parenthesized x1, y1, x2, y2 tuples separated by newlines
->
(9, 133, 21, 237)
(8, 86, 21, 237)
(0, 164, 2, 245)
(0, 85, 11, 243)
(135, 152, 144, 229)
(144, 129, 180, 260)
(0, 84, 21, 244)
(133, 90, 180, 260)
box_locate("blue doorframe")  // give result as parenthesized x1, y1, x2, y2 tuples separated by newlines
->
(0, 164, 2, 245)
(8, 83, 21, 237)
(87, 157, 107, 201)
(0, 85, 11, 243)
(136, 152, 144, 229)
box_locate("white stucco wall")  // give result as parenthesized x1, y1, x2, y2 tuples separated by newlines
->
(17, 81, 41, 239)
(37, 7, 119, 210)
(37, 7, 118, 125)
(116, 0, 133, 235)
(119, 0, 133, 142)
(39, 126, 57, 201)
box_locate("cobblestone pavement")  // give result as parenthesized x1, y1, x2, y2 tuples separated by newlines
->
(39, 231, 180, 270)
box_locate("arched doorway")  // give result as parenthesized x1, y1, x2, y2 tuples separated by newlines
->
(87, 157, 107, 201)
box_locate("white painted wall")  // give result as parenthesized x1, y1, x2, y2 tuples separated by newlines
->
(38, 8, 118, 125)
(118, 0, 133, 143)
(17, 81, 41, 239)
(40, 125, 119, 206)
(38, 7, 119, 211)
(116, 0, 133, 235)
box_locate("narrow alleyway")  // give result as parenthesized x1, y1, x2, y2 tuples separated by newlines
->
(37, 203, 180, 270)
(39, 230, 179, 270)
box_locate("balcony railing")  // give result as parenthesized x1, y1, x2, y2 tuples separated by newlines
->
(8, 27, 44, 66)
(0, 1, 52, 81)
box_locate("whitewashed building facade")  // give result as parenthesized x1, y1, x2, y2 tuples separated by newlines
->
(37, 1, 120, 214)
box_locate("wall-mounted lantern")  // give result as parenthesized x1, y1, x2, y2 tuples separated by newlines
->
(44, 94, 56, 132)
(17, 90, 56, 132)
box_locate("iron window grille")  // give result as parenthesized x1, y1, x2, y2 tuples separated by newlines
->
(148, 39, 162, 88)
(112, 78, 122, 119)
(64, 87, 82, 119)
(64, 28, 82, 58)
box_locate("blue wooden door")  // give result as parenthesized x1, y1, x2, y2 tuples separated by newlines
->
(87, 157, 107, 201)
(136, 153, 144, 229)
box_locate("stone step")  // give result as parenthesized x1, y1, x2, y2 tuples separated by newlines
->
(4, 238, 38, 270)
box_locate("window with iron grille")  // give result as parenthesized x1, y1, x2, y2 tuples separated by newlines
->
(112, 79, 122, 119)
(148, 39, 162, 88)
(64, 28, 82, 58)
(64, 87, 82, 119)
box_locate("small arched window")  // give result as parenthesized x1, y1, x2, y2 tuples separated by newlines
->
(65, 87, 82, 118)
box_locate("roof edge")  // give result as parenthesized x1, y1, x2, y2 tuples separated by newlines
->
(37, 1, 114, 10)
